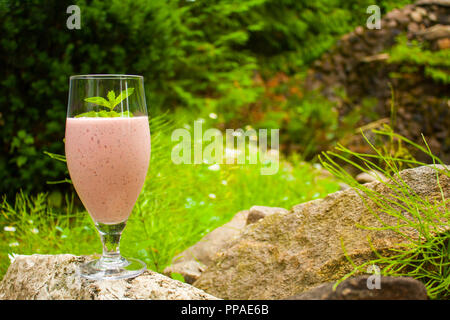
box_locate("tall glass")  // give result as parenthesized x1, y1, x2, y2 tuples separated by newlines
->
(65, 75, 150, 280)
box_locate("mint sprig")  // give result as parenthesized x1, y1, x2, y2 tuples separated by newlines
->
(76, 88, 135, 118)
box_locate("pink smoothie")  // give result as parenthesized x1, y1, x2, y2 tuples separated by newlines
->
(65, 117, 150, 224)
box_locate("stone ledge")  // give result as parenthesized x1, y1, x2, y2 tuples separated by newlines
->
(0, 254, 219, 300)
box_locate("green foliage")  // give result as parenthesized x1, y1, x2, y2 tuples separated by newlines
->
(213, 73, 364, 160)
(235, 0, 414, 72)
(0, 115, 340, 279)
(0, 0, 184, 196)
(74, 110, 133, 118)
(0, 0, 414, 196)
(320, 128, 450, 299)
(388, 35, 450, 84)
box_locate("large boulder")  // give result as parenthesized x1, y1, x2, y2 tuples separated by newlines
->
(164, 206, 288, 284)
(193, 165, 449, 299)
(164, 210, 249, 283)
(0, 254, 218, 300)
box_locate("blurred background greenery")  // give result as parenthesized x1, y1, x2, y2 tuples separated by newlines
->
(0, 0, 448, 280)
(0, 0, 424, 196)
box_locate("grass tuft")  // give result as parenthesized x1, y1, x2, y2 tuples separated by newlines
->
(320, 126, 449, 299)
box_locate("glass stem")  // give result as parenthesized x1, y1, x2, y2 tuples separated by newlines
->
(96, 221, 127, 267)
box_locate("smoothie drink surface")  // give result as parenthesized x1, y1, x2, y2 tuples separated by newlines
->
(65, 116, 150, 224)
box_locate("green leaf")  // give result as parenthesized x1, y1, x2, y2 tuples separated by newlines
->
(74, 111, 98, 118)
(43, 151, 66, 163)
(84, 97, 111, 108)
(113, 87, 135, 109)
(74, 110, 134, 118)
(120, 111, 134, 118)
(107, 90, 116, 108)
(17, 155, 27, 167)
(170, 273, 185, 283)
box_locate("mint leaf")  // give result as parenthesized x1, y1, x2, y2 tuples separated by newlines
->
(84, 97, 110, 108)
(107, 90, 116, 109)
(114, 88, 134, 109)
(74, 111, 98, 118)
(81, 88, 136, 116)
(75, 110, 134, 118)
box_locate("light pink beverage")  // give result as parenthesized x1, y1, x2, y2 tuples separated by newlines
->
(65, 117, 150, 224)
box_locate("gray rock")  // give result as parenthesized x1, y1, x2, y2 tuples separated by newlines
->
(286, 276, 428, 300)
(0, 254, 218, 300)
(416, 0, 450, 6)
(417, 24, 450, 40)
(194, 166, 449, 299)
(410, 10, 423, 23)
(356, 170, 387, 184)
(163, 210, 249, 283)
(164, 260, 206, 285)
(164, 206, 289, 283)
(408, 22, 421, 33)
(247, 206, 288, 225)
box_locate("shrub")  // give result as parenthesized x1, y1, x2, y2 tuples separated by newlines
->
(388, 35, 450, 84)
(0, 0, 185, 196)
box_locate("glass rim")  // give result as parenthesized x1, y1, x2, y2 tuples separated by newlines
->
(70, 74, 143, 80)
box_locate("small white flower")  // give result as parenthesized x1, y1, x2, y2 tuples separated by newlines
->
(282, 196, 289, 201)
(4, 226, 16, 232)
(199, 201, 205, 206)
(284, 175, 295, 181)
(208, 164, 220, 171)
(313, 163, 322, 170)
(31, 228, 39, 234)
(225, 148, 241, 158)
(9, 242, 19, 247)
(208, 193, 216, 199)
(28, 220, 34, 224)
(221, 180, 228, 185)
(209, 113, 218, 119)
(184, 197, 196, 209)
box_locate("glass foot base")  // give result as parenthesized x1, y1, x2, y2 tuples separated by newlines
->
(78, 257, 146, 280)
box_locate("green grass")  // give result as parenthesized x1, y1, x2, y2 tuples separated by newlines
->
(0, 115, 339, 280)
(320, 127, 450, 299)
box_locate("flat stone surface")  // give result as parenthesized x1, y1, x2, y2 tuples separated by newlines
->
(164, 210, 249, 283)
(0, 254, 218, 300)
